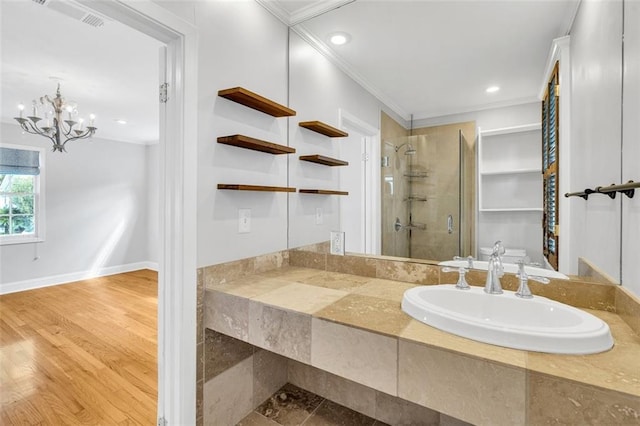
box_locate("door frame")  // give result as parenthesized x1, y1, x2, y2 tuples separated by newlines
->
(77, 1, 198, 423)
(339, 109, 381, 255)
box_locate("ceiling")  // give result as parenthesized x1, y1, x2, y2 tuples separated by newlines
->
(264, 0, 580, 120)
(1, 0, 161, 145)
(1, 0, 580, 145)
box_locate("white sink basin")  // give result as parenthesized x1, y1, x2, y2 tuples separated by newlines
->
(402, 285, 613, 354)
(438, 260, 569, 280)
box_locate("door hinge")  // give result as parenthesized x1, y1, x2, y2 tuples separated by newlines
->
(159, 83, 169, 103)
(157, 417, 167, 426)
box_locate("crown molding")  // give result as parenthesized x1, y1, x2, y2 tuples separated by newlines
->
(256, 0, 355, 26)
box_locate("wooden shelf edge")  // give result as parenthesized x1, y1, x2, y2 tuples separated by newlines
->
(217, 135, 295, 155)
(299, 155, 349, 166)
(218, 184, 296, 193)
(299, 189, 349, 196)
(299, 121, 349, 138)
(218, 87, 296, 117)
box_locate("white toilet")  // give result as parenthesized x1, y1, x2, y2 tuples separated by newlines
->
(479, 247, 527, 264)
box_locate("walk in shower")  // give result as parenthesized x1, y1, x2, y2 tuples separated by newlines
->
(381, 125, 474, 261)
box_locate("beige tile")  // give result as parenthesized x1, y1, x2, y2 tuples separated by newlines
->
(527, 371, 640, 425)
(352, 279, 418, 302)
(374, 391, 439, 426)
(616, 286, 640, 335)
(326, 254, 377, 277)
(256, 383, 324, 425)
(212, 277, 292, 299)
(253, 349, 288, 407)
(439, 413, 473, 426)
(399, 320, 527, 369)
(532, 278, 617, 312)
(376, 259, 440, 285)
(311, 317, 397, 395)
(252, 283, 347, 314)
(287, 359, 328, 398)
(203, 355, 254, 426)
(314, 294, 411, 337)
(257, 266, 325, 282)
(203, 257, 255, 287)
(295, 271, 374, 291)
(196, 378, 203, 426)
(324, 371, 377, 419)
(289, 250, 327, 270)
(237, 411, 281, 426)
(203, 290, 249, 341)
(304, 400, 377, 426)
(398, 340, 526, 425)
(254, 250, 289, 274)
(525, 309, 640, 397)
(204, 328, 254, 382)
(248, 301, 312, 363)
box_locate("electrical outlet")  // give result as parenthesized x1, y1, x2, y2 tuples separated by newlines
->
(315, 207, 323, 225)
(330, 231, 345, 255)
(238, 208, 251, 233)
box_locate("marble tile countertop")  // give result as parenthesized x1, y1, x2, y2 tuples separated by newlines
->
(205, 266, 640, 401)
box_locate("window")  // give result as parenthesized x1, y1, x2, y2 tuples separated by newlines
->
(542, 62, 560, 269)
(0, 145, 44, 244)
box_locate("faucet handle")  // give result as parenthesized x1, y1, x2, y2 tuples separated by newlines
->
(441, 266, 471, 290)
(454, 255, 475, 269)
(515, 261, 550, 298)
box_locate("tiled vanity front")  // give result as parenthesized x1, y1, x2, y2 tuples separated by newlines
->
(199, 249, 640, 425)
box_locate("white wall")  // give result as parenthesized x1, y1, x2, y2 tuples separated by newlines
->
(622, 0, 640, 295)
(179, 1, 291, 267)
(288, 31, 382, 250)
(0, 123, 155, 293)
(414, 102, 540, 130)
(568, 0, 623, 282)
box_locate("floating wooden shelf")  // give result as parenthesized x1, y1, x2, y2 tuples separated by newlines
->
(218, 87, 296, 117)
(299, 189, 349, 196)
(299, 155, 349, 166)
(217, 135, 295, 155)
(299, 121, 348, 138)
(217, 184, 296, 193)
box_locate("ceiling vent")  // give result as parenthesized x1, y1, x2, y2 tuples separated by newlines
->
(32, 0, 107, 28)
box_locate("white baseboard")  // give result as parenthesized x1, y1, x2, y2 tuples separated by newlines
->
(0, 261, 159, 295)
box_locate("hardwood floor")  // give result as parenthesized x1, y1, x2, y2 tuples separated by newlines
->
(0, 270, 158, 425)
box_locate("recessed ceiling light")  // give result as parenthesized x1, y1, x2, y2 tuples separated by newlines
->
(329, 32, 351, 46)
(115, 119, 127, 125)
(486, 86, 500, 93)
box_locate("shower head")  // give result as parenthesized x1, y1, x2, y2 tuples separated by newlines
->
(395, 142, 416, 155)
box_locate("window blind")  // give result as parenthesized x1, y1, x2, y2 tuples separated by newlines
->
(0, 147, 40, 176)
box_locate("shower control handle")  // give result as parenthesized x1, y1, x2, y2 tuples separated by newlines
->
(447, 215, 453, 234)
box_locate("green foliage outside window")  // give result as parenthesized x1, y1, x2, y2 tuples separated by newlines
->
(0, 174, 35, 235)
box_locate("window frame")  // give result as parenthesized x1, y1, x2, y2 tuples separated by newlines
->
(0, 143, 45, 245)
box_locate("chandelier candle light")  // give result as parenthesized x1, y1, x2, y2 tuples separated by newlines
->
(14, 84, 97, 153)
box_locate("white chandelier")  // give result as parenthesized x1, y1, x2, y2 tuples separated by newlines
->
(14, 84, 97, 153)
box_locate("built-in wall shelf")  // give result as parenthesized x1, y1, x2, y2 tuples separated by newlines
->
(217, 135, 295, 155)
(299, 155, 348, 166)
(217, 184, 296, 193)
(299, 121, 349, 138)
(299, 189, 349, 196)
(218, 87, 296, 117)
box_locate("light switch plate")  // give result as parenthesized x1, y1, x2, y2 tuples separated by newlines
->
(330, 231, 345, 256)
(238, 208, 251, 233)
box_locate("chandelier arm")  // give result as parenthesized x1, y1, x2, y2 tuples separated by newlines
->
(62, 129, 97, 145)
(17, 120, 57, 145)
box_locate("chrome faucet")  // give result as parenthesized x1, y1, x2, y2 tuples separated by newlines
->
(515, 261, 550, 298)
(484, 241, 505, 294)
(441, 266, 471, 290)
